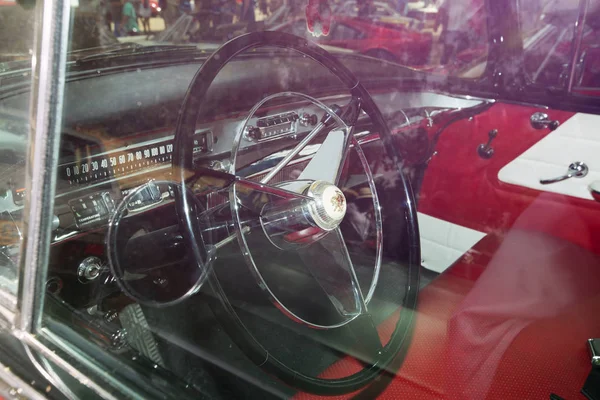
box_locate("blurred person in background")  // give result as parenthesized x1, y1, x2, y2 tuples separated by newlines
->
(138, 0, 152, 33)
(161, 0, 181, 27)
(122, 0, 140, 35)
(239, 0, 256, 29)
(109, 0, 123, 36)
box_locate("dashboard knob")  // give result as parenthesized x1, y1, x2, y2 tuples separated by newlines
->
(78, 256, 103, 283)
(244, 126, 261, 141)
(210, 159, 231, 172)
(52, 215, 60, 231)
(299, 113, 318, 127)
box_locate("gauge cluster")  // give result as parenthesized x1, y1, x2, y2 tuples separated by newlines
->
(49, 94, 358, 241)
(58, 130, 213, 192)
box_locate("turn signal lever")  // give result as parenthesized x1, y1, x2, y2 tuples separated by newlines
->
(321, 104, 343, 127)
(322, 97, 362, 127)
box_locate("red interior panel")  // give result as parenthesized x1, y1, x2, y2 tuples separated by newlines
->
(296, 229, 600, 399)
(419, 103, 600, 254)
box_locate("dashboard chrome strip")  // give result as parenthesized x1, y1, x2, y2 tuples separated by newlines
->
(55, 164, 171, 199)
(58, 128, 211, 164)
(57, 134, 175, 165)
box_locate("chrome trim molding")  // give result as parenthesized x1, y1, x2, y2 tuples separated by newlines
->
(0, 356, 48, 400)
(15, 329, 123, 400)
(17, 0, 72, 332)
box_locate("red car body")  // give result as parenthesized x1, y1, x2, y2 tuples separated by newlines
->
(274, 16, 433, 66)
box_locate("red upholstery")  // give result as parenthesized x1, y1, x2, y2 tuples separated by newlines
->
(295, 231, 600, 400)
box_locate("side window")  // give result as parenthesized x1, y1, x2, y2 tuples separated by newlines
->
(518, 0, 600, 89)
(576, 45, 600, 89)
(522, 24, 571, 86)
(0, 1, 35, 294)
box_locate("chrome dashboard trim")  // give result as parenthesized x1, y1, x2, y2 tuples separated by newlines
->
(54, 164, 171, 199)
(58, 134, 177, 163)
(58, 129, 211, 162)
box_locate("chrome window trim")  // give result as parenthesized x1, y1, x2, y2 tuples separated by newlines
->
(4, 0, 132, 398)
(17, 0, 71, 333)
(0, 356, 48, 400)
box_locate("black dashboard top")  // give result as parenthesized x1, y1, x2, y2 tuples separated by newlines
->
(0, 50, 417, 138)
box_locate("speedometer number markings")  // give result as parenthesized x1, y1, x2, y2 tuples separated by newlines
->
(59, 131, 209, 188)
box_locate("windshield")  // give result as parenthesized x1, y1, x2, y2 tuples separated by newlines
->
(0, 0, 490, 70)
(6, 0, 600, 400)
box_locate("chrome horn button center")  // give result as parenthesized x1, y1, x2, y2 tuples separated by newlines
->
(306, 181, 347, 231)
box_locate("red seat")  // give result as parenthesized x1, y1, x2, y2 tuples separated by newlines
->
(295, 230, 600, 400)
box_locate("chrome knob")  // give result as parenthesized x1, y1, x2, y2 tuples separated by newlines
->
(540, 161, 588, 185)
(78, 256, 103, 282)
(299, 113, 318, 127)
(243, 126, 260, 141)
(530, 112, 560, 130)
(477, 129, 498, 159)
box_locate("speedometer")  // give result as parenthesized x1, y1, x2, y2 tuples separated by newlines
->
(57, 130, 213, 192)
(60, 138, 175, 186)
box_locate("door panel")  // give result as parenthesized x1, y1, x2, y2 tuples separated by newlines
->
(418, 102, 600, 254)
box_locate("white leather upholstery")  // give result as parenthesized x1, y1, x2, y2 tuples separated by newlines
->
(418, 212, 486, 273)
(498, 113, 600, 201)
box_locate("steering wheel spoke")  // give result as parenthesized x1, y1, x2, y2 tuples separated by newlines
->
(299, 228, 367, 319)
(297, 128, 352, 186)
(347, 313, 384, 362)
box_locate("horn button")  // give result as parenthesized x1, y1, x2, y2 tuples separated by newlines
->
(260, 181, 347, 249)
(305, 181, 347, 231)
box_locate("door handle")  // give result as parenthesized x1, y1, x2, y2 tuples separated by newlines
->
(530, 112, 560, 130)
(477, 129, 497, 159)
(540, 161, 589, 184)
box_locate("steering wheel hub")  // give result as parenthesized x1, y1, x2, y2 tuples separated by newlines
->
(258, 181, 347, 250)
(306, 180, 347, 231)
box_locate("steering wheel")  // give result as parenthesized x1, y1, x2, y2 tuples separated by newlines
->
(161, 31, 420, 395)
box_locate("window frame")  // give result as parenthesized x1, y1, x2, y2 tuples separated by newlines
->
(3, 0, 145, 398)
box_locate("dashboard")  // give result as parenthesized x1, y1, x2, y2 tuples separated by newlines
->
(0, 89, 485, 247)
(42, 95, 351, 242)
(0, 69, 487, 352)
